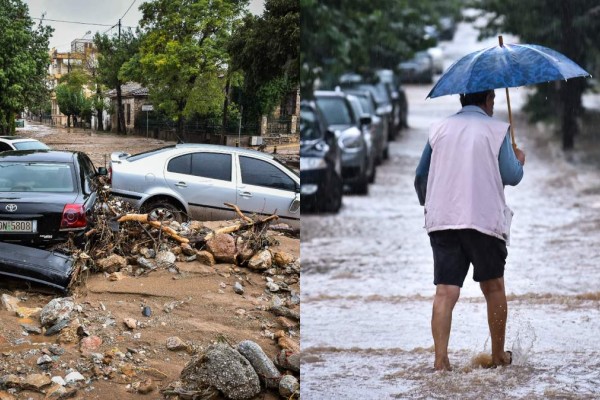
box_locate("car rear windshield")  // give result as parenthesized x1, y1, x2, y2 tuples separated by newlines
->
(128, 145, 177, 162)
(13, 141, 50, 151)
(0, 162, 74, 192)
(315, 97, 354, 126)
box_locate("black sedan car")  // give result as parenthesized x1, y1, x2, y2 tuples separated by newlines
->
(0, 150, 107, 247)
(300, 100, 343, 213)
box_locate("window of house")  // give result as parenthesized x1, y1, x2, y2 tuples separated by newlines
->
(126, 104, 131, 125)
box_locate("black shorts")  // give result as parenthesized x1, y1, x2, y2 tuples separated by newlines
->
(429, 229, 507, 287)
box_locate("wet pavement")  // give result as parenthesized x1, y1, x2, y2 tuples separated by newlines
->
(300, 20, 600, 399)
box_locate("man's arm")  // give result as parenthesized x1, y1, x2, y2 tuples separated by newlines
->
(498, 129, 525, 186)
(415, 141, 432, 205)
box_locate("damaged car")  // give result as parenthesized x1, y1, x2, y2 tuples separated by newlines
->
(109, 144, 301, 228)
(0, 150, 107, 247)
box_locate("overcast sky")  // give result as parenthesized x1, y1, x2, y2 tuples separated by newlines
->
(24, 0, 265, 51)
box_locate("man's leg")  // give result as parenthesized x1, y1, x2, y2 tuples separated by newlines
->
(480, 277, 511, 366)
(431, 284, 461, 371)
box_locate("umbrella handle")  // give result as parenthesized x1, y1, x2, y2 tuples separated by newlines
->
(505, 87, 517, 150)
(499, 35, 518, 150)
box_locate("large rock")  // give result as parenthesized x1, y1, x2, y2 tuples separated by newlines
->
(247, 250, 272, 271)
(40, 297, 74, 328)
(21, 374, 52, 391)
(236, 340, 281, 388)
(96, 254, 127, 272)
(1, 294, 19, 313)
(279, 375, 299, 398)
(275, 350, 300, 372)
(206, 234, 237, 264)
(156, 251, 176, 268)
(272, 251, 295, 267)
(196, 250, 216, 266)
(180, 343, 260, 400)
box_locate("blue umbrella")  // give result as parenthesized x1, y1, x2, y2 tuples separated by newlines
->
(427, 36, 591, 147)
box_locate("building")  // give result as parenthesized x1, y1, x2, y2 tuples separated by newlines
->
(47, 38, 95, 127)
(106, 82, 150, 134)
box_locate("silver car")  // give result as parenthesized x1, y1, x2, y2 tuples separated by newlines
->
(109, 144, 300, 228)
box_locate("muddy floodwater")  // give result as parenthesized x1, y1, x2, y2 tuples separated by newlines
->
(301, 22, 600, 399)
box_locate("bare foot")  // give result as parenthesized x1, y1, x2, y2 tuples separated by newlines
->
(491, 350, 512, 367)
(434, 356, 452, 371)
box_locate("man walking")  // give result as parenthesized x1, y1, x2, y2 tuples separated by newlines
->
(415, 89, 525, 371)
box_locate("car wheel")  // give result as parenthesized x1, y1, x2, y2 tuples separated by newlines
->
(143, 199, 186, 223)
(321, 172, 343, 213)
(352, 171, 369, 195)
(368, 160, 377, 183)
(383, 145, 389, 160)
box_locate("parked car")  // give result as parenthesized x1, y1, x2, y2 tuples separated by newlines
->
(346, 94, 378, 184)
(109, 144, 300, 228)
(374, 69, 409, 131)
(0, 150, 107, 247)
(398, 51, 435, 84)
(300, 100, 343, 213)
(342, 81, 397, 140)
(342, 88, 389, 163)
(0, 136, 50, 152)
(427, 46, 445, 74)
(314, 90, 371, 194)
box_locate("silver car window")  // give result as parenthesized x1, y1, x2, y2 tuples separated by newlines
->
(167, 154, 191, 174)
(167, 153, 232, 182)
(191, 153, 231, 181)
(239, 156, 295, 192)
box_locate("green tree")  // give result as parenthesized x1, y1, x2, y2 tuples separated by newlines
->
(470, 0, 600, 150)
(300, 0, 462, 96)
(0, 0, 52, 134)
(94, 30, 140, 133)
(126, 0, 248, 139)
(228, 0, 299, 124)
(55, 70, 92, 127)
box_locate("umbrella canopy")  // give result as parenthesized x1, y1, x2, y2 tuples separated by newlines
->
(427, 42, 591, 98)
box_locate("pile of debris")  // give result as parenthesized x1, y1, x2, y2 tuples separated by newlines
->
(0, 185, 300, 399)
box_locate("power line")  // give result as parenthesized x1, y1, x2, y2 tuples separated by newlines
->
(121, 0, 138, 20)
(31, 17, 134, 29)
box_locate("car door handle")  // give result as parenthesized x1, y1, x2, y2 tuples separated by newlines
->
(175, 182, 187, 188)
(239, 191, 252, 198)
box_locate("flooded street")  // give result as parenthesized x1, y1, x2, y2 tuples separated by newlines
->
(300, 21, 600, 399)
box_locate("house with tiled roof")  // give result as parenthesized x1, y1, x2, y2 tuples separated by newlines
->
(106, 82, 150, 134)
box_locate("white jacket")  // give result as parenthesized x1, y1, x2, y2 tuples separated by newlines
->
(425, 106, 510, 241)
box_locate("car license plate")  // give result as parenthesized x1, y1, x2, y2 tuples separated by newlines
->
(0, 220, 36, 233)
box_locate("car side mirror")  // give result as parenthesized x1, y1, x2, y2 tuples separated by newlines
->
(289, 193, 300, 213)
(359, 115, 372, 126)
(325, 129, 337, 144)
(97, 167, 108, 176)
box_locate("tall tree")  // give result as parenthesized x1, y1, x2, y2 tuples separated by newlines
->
(228, 0, 300, 123)
(300, 0, 462, 97)
(126, 0, 248, 139)
(0, 0, 52, 134)
(55, 70, 92, 127)
(94, 29, 140, 134)
(470, 0, 600, 150)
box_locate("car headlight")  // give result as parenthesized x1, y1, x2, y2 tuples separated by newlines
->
(340, 131, 362, 149)
(300, 157, 327, 170)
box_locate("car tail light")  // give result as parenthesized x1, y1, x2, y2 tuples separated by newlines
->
(108, 164, 112, 184)
(60, 204, 87, 230)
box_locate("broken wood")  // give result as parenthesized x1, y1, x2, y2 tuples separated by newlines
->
(117, 214, 189, 243)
